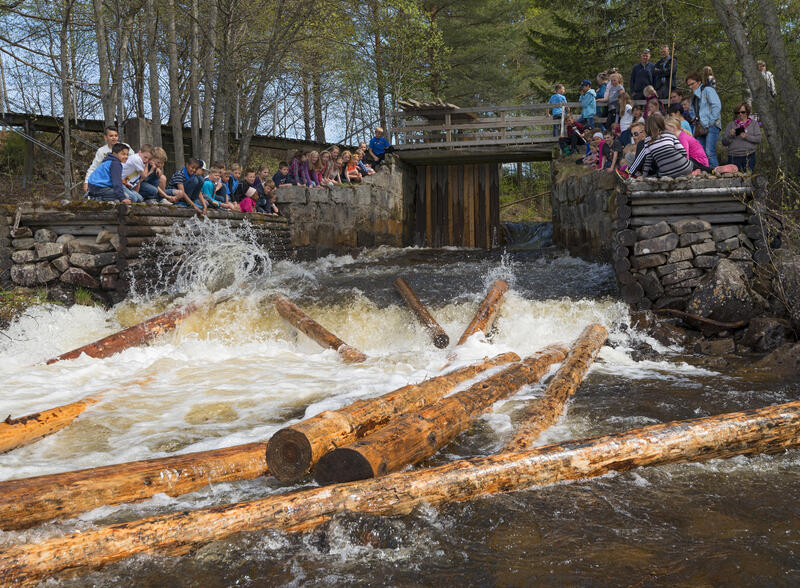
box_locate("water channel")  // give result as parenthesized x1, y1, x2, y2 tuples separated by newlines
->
(0, 220, 798, 586)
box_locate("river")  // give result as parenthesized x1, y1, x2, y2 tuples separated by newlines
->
(0, 221, 798, 586)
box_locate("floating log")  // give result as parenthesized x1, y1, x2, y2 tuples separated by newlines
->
(504, 324, 608, 452)
(45, 300, 201, 364)
(0, 442, 268, 531)
(266, 352, 520, 481)
(0, 396, 100, 455)
(393, 277, 449, 348)
(456, 280, 509, 345)
(314, 345, 568, 485)
(272, 295, 367, 363)
(3, 402, 798, 586)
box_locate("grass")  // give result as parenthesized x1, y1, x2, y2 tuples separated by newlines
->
(74, 287, 96, 306)
(499, 163, 552, 223)
(0, 287, 50, 329)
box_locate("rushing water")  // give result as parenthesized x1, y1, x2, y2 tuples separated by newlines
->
(0, 220, 798, 586)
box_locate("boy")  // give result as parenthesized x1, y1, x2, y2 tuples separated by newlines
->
(256, 180, 279, 215)
(84, 126, 119, 194)
(121, 144, 154, 201)
(168, 157, 206, 214)
(549, 84, 568, 137)
(558, 115, 585, 155)
(272, 161, 295, 187)
(233, 168, 257, 202)
(577, 80, 596, 129)
(87, 143, 131, 203)
(140, 147, 183, 204)
(227, 163, 241, 196)
(368, 127, 392, 169)
(201, 165, 237, 211)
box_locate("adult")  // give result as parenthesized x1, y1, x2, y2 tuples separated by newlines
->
(686, 70, 722, 168)
(628, 113, 692, 178)
(665, 115, 711, 172)
(757, 60, 777, 97)
(629, 49, 655, 100)
(721, 101, 762, 173)
(653, 45, 677, 100)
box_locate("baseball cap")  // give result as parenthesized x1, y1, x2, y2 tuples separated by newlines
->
(580, 80, 591, 87)
(592, 132, 604, 139)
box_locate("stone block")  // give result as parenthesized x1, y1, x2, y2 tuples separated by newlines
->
(653, 296, 687, 311)
(631, 254, 667, 270)
(635, 271, 663, 300)
(656, 261, 693, 277)
(728, 248, 752, 261)
(634, 233, 679, 256)
(110, 235, 121, 251)
(275, 185, 308, 204)
(60, 267, 99, 288)
(52, 255, 70, 272)
(11, 250, 36, 264)
(667, 247, 694, 263)
(0, 225, 9, 239)
(679, 231, 712, 247)
(34, 228, 58, 243)
(56, 234, 76, 245)
(36, 262, 59, 283)
(711, 225, 739, 242)
(671, 219, 711, 234)
(661, 268, 704, 286)
(101, 274, 118, 290)
(12, 238, 35, 250)
(716, 236, 739, 253)
(34, 242, 64, 261)
(101, 264, 120, 276)
(694, 338, 735, 355)
(355, 185, 372, 207)
(691, 241, 716, 256)
(309, 187, 332, 204)
(635, 221, 672, 240)
(69, 252, 118, 272)
(663, 286, 694, 297)
(693, 255, 719, 269)
(67, 239, 114, 255)
(96, 230, 115, 244)
(10, 227, 32, 238)
(12, 264, 40, 286)
(743, 224, 761, 240)
(739, 234, 754, 250)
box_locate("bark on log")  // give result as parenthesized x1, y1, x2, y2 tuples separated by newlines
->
(0, 396, 100, 454)
(393, 277, 449, 348)
(272, 295, 367, 363)
(314, 346, 568, 485)
(266, 352, 520, 481)
(456, 280, 509, 345)
(46, 301, 201, 364)
(0, 442, 268, 531)
(504, 324, 608, 451)
(3, 402, 799, 586)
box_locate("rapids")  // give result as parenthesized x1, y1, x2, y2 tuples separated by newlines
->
(0, 220, 798, 585)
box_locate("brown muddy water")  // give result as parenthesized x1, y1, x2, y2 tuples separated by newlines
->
(0, 222, 798, 586)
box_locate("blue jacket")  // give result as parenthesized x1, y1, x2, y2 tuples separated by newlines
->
(579, 89, 596, 118)
(273, 171, 295, 187)
(88, 153, 124, 200)
(693, 84, 722, 129)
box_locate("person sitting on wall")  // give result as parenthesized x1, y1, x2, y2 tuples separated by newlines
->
(233, 168, 258, 202)
(272, 161, 295, 188)
(139, 147, 184, 205)
(120, 144, 153, 202)
(87, 142, 132, 203)
(239, 187, 258, 213)
(627, 112, 693, 178)
(558, 115, 585, 155)
(368, 127, 392, 169)
(168, 157, 206, 214)
(83, 126, 119, 195)
(256, 180, 280, 216)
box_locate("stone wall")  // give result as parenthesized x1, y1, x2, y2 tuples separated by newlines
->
(550, 162, 618, 261)
(275, 157, 414, 256)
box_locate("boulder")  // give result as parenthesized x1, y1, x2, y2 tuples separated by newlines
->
(773, 253, 800, 332)
(742, 317, 789, 352)
(34, 228, 58, 243)
(667, 247, 694, 263)
(671, 219, 711, 234)
(56, 234, 76, 245)
(11, 250, 36, 264)
(36, 262, 59, 283)
(12, 238, 35, 250)
(10, 264, 39, 286)
(694, 338, 735, 355)
(711, 226, 738, 242)
(693, 255, 718, 269)
(34, 242, 64, 261)
(679, 231, 712, 247)
(10, 227, 32, 238)
(110, 235, 121, 251)
(52, 255, 70, 272)
(636, 271, 663, 300)
(728, 248, 752, 261)
(66, 239, 114, 255)
(635, 221, 672, 240)
(752, 342, 800, 380)
(69, 252, 118, 272)
(60, 267, 99, 289)
(686, 259, 765, 323)
(634, 233, 679, 256)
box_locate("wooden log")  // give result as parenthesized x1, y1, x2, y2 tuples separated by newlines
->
(45, 301, 201, 364)
(616, 229, 636, 246)
(272, 295, 367, 363)
(393, 277, 449, 348)
(617, 203, 632, 220)
(629, 213, 748, 227)
(3, 402, 799, 586)
(314, 345, 568, 485)
(504, 324, 608, 451)
(0, 396, 100, 455)
(631, 202, 747, 215)
(266, 352, 520, 481)
(0, 442, 268, 531)
(456, 280, 509, 345)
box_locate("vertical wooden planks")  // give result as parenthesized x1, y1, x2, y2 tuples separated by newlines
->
(455, 165, 464, 247)
(476, 164, 487, 249)
(414, 165, 426, 246)
(465, 164, 475, 247)
(489, 164, 501, 248)
(447, 165, 456, 246)
(425, 166, 433, 246)
(484, 164, 492, 248)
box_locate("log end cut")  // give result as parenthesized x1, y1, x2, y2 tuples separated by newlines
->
(433, 332, 450, 349)
(265, 428, 315, 482)
(314, 448, 377, 486)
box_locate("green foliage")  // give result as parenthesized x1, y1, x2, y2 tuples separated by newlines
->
(73, 287, 96, 306)
(499, 163, 552, 222)
(0, 132, 26, 174)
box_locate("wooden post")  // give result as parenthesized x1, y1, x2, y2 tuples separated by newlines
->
(0, 442, 268, 531)
(272, 295, 367, 363)
(266, 352, 520, 481)
(3, 402, 799, 586)
(314, 346, 568, 485)
(45, 301, 201, 364)
(457, 280, 509, 345)
(504, 324, 608, 452)
(393, 277, 449, 348)
(0, 396, 100, 454)
(445, 112, 452, 143)
(22, 119, 33, 190)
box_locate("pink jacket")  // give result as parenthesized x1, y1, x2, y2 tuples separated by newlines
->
(678, 130, 709, 166)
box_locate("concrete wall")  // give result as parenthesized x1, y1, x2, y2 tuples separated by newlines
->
(275, 156, 415, 256)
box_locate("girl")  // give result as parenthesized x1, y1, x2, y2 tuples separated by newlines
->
(355, 148, 375, 176)
(289, 150, 314, 187)
(335, 155, 346, 183)
(239, 187, 258, 213)
(664, 115, 711, 173)
(308, 151, 324, 187)
(342, 150, 361, 183)
(643, 85, 660, 119)
(597, 72, 624, 126)
(253, 164, 270, 196)
(628, 113, 693, 178)
(321, 150, 338, 185)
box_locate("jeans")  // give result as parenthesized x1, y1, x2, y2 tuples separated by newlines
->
(88, 186, 121, 202)
(138, 182, 159, 200)
(183, 175, 203, 200)
(552, 114, 562, 137)
(730, 153, 756, 173)
(698, 125, 720, 168)
(578, 116, 594, 129)
(122, 186, 144, 203)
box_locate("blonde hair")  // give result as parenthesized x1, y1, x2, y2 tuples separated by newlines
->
(308, 150, 322, 170)
(152, 146, 168, 164)
(618, 91, 632, 109)
(664, 115, 683, 131)
(643, 85, 656, 98)
(230, 163, 242, 172)
(610, 72, 623, 84)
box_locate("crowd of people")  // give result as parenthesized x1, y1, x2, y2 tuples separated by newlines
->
(83, 126, 394, 215)
(551, 46, 772, 179)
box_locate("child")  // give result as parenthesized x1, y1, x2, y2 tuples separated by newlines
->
(253, 164, 271, 194)
(234, 169, 258, 202)
(227, 163, 241, 196)
(333, 155, 345, 183)
(168, 157, 206, 214)
(272, 161, 295, 187)
(577, 80, 596, 129)
(239, 187, 258, 213)
(256, 180, 280, 215)
(342, 150, 361, 183)
(140, 147, 181, 204)
(368, 127, 392, 169)
(643, 85, 660, 119)
(84, 126, 119, 194)
(120, 144, 153, 201)
(308, 151, 324, 187)
(355, 148, 375, 176)
(87, 142, 131, 203)
(549, 84, 567, 136)
(320, 151, 338, 185)
(289, 150, 313, 187)
(558, 115, 585, 155)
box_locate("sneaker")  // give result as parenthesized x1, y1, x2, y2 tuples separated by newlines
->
(615, 169, 630, 180)
(561, 146, 572, 155)
(159, 198, 174, 205)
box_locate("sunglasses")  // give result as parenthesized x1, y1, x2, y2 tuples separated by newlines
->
(632, 131, 641, 136)
(736, 110, 747, 114)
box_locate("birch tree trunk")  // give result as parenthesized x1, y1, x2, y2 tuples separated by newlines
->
(201, 0, 218, 163)
(145, 0, 161, 146)
(111, 12, 133, 141)
(190, 0, 201, 155)
(59, 0, 74, 198)
(165, 0, 185, 169)
(92, 0, 113, 126)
